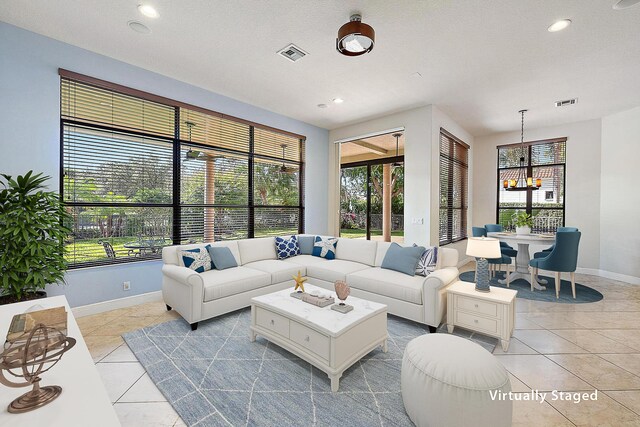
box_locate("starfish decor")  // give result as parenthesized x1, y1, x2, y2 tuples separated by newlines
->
(293, 270, 307, 293)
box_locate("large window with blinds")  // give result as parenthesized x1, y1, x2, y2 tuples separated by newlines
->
(497, 139, 566, 232)
(61, 71, 305, 267)
(439, 129, 469, 245)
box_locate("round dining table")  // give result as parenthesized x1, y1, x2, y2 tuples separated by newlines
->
(487, 232, 556, 290)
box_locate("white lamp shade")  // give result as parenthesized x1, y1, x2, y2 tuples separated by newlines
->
(466, 237, 501, 259)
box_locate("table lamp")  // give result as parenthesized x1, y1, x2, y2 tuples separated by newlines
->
(466, 237, 501, 292)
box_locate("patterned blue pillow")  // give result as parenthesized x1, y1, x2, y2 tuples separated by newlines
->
(413, 244, 438, 277)
(312, 236, 338, 260)
(275, 235, 300, 260)
(180, 245, 213, 273)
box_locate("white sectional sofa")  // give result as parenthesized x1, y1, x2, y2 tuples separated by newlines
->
(161, 236, 459, 332)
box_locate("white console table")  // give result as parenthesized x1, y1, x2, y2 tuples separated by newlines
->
(0, 296, 120, 426)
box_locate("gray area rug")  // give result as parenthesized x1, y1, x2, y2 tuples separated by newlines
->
(123, 308, 497, 426)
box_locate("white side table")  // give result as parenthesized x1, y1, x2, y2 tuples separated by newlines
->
(446, 281, 517, 351)
(0, 296, 119, 427)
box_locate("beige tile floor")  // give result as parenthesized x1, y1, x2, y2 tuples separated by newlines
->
(81, 265, 640, 426)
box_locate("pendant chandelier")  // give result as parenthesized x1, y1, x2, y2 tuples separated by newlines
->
(503, 110, 542, 191)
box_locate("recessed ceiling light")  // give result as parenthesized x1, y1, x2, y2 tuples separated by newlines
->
(613, 0, 640, 9)
(548, 19, 572, 32)
(138, 4, 159, 18)
(317, 103, 328, 109)
(128, 21, 151, 34)
(332, 98, 344, 104)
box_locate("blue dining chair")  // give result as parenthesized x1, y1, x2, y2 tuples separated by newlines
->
(529, 231, 581, 298)
(533, 227, 579, 259)
(484, 224, 517, 258)
(472, 227, 512, 286)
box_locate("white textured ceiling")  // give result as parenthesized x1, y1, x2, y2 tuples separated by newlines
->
(1, 0, 639, 135)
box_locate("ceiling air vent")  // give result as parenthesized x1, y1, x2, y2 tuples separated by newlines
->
(555, 98, 578, 107)
(277, 44, 308, 62)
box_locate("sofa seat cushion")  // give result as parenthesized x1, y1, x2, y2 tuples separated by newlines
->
(200, 267, 271, 302)
(306, 260, 370, 283)
(282, 255, 328, 268)
(243, 260, 305, 284)
(347, 267, 425, 304)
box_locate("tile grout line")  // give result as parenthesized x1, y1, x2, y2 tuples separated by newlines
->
(602, 390, 640, 417)
(113, 368, 147, 404)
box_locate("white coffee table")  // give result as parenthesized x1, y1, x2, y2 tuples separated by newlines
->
(446, 281, 517, 351)
(250, 284, 388, 392)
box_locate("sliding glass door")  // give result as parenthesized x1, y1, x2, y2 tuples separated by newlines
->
(340, 159, 404, 242)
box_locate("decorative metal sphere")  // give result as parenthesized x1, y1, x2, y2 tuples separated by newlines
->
(0, 324, 76, 413)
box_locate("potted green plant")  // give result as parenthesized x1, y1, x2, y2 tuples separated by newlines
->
(511, 211, 533, 235)
(0, 171, 72, 304)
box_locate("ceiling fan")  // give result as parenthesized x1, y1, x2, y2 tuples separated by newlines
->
(279, 144, 297, 173)
(183, 121, 206, 161)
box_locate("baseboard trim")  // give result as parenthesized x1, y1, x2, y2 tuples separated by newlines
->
(72, 291, 163, 318)
(576, 268, 640, 285)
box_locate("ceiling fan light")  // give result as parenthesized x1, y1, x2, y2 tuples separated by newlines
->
(336, 14, 375, 56)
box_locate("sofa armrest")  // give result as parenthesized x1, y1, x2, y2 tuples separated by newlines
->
(161, 265, 205, 324)
(422, 266, 459, 327)
(162, 264, 204, 287)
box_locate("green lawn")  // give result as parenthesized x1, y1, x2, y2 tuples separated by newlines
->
(65, 236, 162, 263)
(66, 228, 400, 263)
(340, 228, 404, 238)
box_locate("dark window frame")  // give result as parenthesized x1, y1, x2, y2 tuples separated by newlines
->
(439, 128, 469, 246)
(496, 139, 566, 231)
(340, 155, 404, 240)
(60, 71, 305, 269)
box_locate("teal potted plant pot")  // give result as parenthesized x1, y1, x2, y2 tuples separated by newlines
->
(511, 211, 533, 235)
(0, 171, 72, 305)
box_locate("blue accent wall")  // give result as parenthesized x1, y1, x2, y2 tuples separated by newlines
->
(0, 22, 330, 307)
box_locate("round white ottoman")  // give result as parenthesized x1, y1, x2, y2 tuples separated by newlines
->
(401, 334, 512, 427)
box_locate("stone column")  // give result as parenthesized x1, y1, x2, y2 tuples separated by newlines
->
(204, 155, 215, 241)
(383, 163, 392, 242)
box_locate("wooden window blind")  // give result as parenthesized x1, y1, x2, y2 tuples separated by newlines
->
(60, 70, 305, 267)
(439, 129, 469, 245)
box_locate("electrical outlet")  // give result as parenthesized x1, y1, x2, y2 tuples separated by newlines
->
(123, 281, 131, 291)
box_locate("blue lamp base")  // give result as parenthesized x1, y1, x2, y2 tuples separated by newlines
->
(475, 257, 491, 292)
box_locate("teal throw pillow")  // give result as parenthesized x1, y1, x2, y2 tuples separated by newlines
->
(298, 235, 315, 255)
(207, 246, 238, 270)
(381, 243, 425, 276)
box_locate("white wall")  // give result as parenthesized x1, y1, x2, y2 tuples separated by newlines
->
(0, 23, 330, 307)
(600, 107, 640, 281)
(328, 105, 474, 263)
(473, 119, 602, 270)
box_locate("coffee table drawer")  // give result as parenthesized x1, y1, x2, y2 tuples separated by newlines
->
(255, 307, 290, 338)
(290, 321, 330, 361)
(457, 295, 498, 318)
(456, 311, 498, 335)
